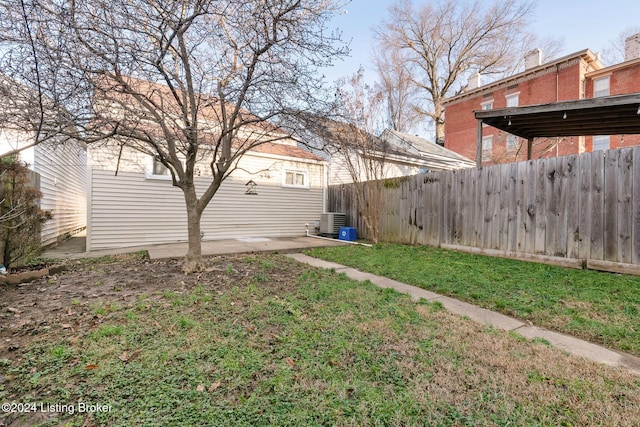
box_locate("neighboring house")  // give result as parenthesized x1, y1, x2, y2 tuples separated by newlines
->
(0, 80, 87, 246)
(443, 33, 640, 165)
(86, 127, 326, 251)
(380, 129, 476, 171)
(297, 117, 473, 185)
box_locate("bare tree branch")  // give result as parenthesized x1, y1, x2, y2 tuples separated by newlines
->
(373, 0, 553, 143)
(1, 0, 348, 272)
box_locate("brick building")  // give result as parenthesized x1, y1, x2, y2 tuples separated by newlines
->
(443, 34, 640, 165)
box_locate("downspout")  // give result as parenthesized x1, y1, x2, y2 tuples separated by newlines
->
(323, 160, 328, 213)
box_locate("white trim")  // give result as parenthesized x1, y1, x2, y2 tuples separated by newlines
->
(322, 162, 328, 212)
(86, 168, 92, 252)
(505, 92, 520, 107)
(480, 99, 494, 109)
(244, 149, 325, 166)
(282, 168, 309, 189)
(594, 76, 610, 97)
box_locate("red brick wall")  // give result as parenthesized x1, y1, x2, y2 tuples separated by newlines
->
(584, 62, 640, 149)
(444, 62, 585, 165)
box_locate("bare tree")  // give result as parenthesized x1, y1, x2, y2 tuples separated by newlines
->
(0, 1, 81, 157)
(332, 69, 387, 243)
(374, 0, 535, 144)
(372, 48, 421, 133)
(601, 26, 640, 65)
(1, 0, 347, 273)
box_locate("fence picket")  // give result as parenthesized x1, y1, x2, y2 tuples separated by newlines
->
(327, 146, 639, 269)
(535, 158, 547, 254)
(516, 161, 528, 252)
(633, 147, 640, 265)
(565, 155, 579, 259)
(591, 152, 605, 260)
(604, 150, 619, 261)
(545, 157, 559, 256)
(618, 148, 633, 263)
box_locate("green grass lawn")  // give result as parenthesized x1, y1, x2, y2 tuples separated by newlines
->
(307, 243, 640, 357)
(2, 254, 640, 426)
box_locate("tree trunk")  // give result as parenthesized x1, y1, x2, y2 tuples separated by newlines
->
(182, 185, 204, 274)
(435, 118, 445, 146)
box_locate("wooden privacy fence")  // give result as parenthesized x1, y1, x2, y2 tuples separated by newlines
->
(328, 146, 640, 271)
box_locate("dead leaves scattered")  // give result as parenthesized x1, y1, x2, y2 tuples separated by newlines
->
(196, 382, 222, 392)
(118, 349, 142, 363)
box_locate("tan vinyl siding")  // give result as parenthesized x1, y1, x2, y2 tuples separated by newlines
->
(33, 140, 88, 245)
(88, 169, 323, 250)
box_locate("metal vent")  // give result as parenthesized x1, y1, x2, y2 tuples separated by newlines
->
(319, 213, 346, 237)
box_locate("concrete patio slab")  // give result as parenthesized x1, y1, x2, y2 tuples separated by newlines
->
(43, 235, 347, 260)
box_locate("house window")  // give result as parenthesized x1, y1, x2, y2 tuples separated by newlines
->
(506, 93, 519, 108)
(283, 169, 308, 188)
(153, 158, 169, 176)
(482, 136, 493, 161)
(507, 134, 519, 150)
(593, 136, 610, 151)
(481, 100, 493, 127)
(146, 156, 171, 180)
(594, 77, 610, 97)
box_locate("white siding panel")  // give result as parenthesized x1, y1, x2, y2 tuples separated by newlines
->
(329, 153, 423, 185)
(34, 141, 88, 245)
(87, 142, 325, 187)
(89, 169, 324, 249)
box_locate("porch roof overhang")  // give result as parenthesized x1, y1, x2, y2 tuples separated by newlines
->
(474, 93, 640, 139)
(472, 93, 640, 166)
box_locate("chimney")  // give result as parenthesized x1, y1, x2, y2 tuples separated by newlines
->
(467, 72, 481, 90)
(524, 48, 542, 70)
(625, 33, 640, 61)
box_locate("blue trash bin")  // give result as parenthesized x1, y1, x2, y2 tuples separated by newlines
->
(338, 227, 357, 241)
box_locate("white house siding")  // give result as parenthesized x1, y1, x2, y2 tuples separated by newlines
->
(1, 128, 88, 246)
(88, 170, 323, 250)
(328, 153, 422, 185)
(34, 141, 88, 245)
(87, 144, 325, 250)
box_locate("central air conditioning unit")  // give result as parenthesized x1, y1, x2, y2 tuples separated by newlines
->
(319, 212, 346, 237)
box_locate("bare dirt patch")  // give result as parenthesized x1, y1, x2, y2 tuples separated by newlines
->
(0, 253, 304, 361)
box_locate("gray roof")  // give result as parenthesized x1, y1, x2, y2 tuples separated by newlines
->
(381, 129, 475, 169)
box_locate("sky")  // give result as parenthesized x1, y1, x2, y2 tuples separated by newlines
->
(321, 0, 640, 84)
